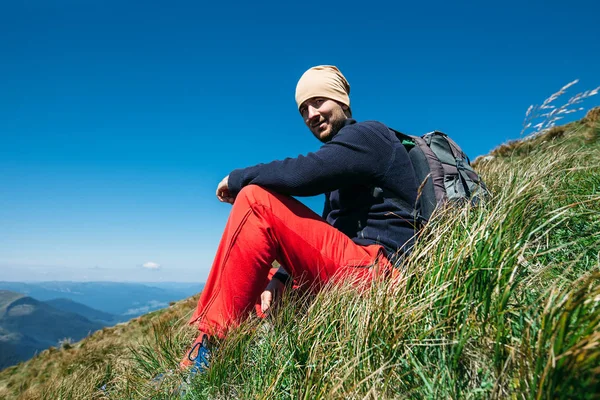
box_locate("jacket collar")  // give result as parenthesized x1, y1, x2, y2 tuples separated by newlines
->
(330, 118, 356, 140)
(343, 118, 356, 127)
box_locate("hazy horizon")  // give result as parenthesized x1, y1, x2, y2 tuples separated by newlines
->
(0, 264, 205, 283)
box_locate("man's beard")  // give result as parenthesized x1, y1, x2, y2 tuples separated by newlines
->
(330, 117, 346, 137)
(321, 112, 347, 143)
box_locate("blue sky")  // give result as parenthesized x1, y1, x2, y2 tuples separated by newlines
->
(1, 0, 599, 282)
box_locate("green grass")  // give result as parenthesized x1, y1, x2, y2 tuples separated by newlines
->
(1, 109, 599, 399)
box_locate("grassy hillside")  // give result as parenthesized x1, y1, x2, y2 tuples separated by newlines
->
(0, 107, 598, 399)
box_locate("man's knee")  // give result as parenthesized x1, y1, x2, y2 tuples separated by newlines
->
(236, 185, 301, 215)
(236, 185, 278, 207)
(237, 184, 270, 200)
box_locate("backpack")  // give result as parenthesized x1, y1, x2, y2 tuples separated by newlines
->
(387, 129, 489, 227)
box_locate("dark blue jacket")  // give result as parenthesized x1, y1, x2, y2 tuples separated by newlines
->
(228, 119, 419, 257)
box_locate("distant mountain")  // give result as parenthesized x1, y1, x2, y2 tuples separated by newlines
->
(0, 290, 103, 369)
(0, 291, 25, 314)
(143, 282, 205, 293)
(0, 282, 204, 318)
(44, 298, 124, 324)
(0, 282, 205, 369)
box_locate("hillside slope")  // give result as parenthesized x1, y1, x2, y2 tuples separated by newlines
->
(0, 108, 598, 399)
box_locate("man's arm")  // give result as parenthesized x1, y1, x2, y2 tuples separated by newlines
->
(227, 122, 395, 197)
(272, 266, 291, 284)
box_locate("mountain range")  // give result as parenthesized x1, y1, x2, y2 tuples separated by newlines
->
(0, 281, 204, 370)
(0, 281, 203, 316)
(0, 290, 104, 369)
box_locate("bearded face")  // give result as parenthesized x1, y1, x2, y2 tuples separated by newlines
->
(299, 97, 350, 143)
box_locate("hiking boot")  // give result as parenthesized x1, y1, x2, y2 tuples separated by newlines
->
(179, 333, 211, 373)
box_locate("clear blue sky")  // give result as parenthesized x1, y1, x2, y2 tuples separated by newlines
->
(1, 0, 599, 282)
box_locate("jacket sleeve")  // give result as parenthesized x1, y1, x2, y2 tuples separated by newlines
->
(228, 122, 395, 197)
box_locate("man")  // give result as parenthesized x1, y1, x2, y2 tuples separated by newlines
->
(180, 65, 419, 370)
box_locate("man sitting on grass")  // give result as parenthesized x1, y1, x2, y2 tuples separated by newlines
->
(180, 65, 419, 371)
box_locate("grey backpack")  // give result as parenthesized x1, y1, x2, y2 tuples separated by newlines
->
(391, 129, 489, 226)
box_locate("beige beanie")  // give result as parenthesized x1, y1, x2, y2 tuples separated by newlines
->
(295, 65, 350, 110)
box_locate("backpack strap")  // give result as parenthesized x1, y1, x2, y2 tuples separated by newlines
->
(438, 132, 466, 161)
(411, 135, 447, 204)
(443, 133, 490, 199)
(423, 131, 478, 200)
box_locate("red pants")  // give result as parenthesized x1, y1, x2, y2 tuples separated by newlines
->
(189, 185, 391, 338)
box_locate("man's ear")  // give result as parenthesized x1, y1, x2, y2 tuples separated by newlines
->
(342, 104, 352, 118)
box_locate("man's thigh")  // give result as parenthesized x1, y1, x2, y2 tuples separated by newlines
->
(240, 185, 384, 285)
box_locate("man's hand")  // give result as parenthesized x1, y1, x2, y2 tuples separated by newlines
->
(260, 277, 286, 313)
(216, 175, 235, 204)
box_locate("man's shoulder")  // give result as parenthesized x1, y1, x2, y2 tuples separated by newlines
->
(355, 120, 389, 131)
(341, 120, 393, 140)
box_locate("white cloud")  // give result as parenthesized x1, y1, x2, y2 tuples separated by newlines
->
(142, 261, 161, 270)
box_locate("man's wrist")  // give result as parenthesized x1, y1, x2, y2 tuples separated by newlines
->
(272, 271, 291, 285)
(227, 169, 244, 196)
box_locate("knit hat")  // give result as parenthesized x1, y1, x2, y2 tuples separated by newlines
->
(295, 65, 351, 111)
